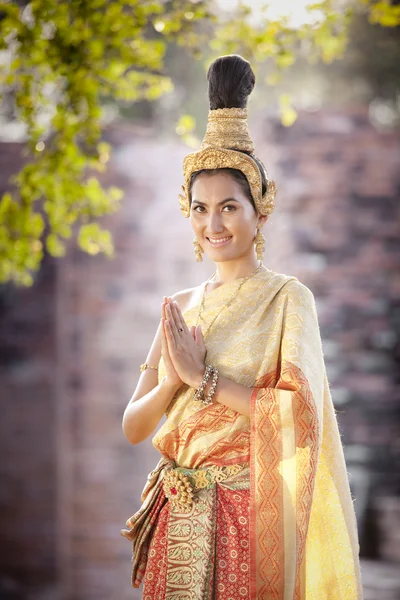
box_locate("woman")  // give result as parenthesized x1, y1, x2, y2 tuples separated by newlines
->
(121, 55, 363, 599)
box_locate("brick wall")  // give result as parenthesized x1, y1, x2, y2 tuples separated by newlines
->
(0, 256, 58, 595)
(0, 106, 399, 598)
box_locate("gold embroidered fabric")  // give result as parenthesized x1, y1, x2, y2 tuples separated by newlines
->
(179, 146, 276, 218)
(121, 455, 250, 590)
(152, 268, 363, 599)
(201, 107, 255, 152)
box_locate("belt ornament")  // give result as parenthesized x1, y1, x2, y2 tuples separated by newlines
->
(162, 462, 245, 513)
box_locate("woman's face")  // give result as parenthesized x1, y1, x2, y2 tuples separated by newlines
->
(190, 171, 267, 262)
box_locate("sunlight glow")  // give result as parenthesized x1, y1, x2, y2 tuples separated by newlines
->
(216, 0, 324, 28)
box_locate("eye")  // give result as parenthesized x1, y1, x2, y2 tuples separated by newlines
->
(193, 204, 236, 213)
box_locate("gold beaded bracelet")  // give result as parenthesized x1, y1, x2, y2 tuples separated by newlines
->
(140, 363, 159, 372)
(194, 365, 214, 402)
(194, 364, 219, 406)
(204, 367, 219, 405)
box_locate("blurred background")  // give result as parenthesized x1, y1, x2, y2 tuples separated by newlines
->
(0, 1, 399, 599)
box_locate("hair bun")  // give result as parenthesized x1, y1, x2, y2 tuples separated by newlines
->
(206, 54, 255, 110)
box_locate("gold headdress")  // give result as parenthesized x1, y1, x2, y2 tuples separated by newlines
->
(178, 107, 277, 218)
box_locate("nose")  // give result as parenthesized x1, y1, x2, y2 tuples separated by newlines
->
(206, 211, 225, 234)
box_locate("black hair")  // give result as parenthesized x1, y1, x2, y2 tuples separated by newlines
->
(189, 54, 268, 212)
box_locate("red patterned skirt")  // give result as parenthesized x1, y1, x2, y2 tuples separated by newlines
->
(142, 483, 250, 599)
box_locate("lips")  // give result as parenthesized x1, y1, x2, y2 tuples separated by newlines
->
(206, 236, 232, 247)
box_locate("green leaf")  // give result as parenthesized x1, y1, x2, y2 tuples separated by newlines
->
(46, 234, 66, 257)
(78, 223, 114, 257)
(279, 94, 298, 127)
(175, 114, 196, 136)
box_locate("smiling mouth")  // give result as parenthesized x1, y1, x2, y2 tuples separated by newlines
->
(206, 236, 233, 247)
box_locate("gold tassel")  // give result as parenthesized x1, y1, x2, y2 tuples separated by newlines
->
(193, 237, 204, 262)
(254, 228, 265, 261)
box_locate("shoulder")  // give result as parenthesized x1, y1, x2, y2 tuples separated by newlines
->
(267, 272, 316, 308)
(171, 286, 200, 313)
(279, 277, 318, 322)
(284, 278, 315, 301)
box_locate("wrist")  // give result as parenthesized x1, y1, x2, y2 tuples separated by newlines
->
(188, 365, 206, 390)
(161, 377, 181, 395)
(193, 364, 220, 406)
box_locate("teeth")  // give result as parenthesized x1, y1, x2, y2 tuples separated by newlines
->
(208, 236, 231, 244)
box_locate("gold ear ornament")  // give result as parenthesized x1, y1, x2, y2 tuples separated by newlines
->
(254, 228, 266, 261)
(193, 237, 204, 262)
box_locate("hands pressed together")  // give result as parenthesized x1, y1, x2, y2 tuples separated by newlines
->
(161, 297, 207, 390)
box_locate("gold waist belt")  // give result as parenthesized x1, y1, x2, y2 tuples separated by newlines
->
(162, 462, 248, 513)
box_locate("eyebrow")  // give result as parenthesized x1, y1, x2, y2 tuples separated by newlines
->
(191, 198, 240, 206)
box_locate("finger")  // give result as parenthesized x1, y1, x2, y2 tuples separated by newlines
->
(168, 298, 183, 332)
(173, 300, 190, 335)
(167, 302, 183, 345)
(161, 299, 167, 321)
(190, 325, 196, 338)
(167, 298, 182, 335)
(165, 316, 179, 346)
(196, 325, 205, 346)
(162, 303, 172, 345)
(160, 319, 170, 365)
(165, 300, 176, 328)
(160, 318, 168, 354)
(161, 319, 176, 372)
(170, 299, 183, 330)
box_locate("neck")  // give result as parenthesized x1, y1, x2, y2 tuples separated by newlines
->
(212, 255, 262, 284)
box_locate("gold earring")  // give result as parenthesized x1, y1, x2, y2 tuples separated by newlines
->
(193, 237, 204, 262)
(254, 228, 265, 261)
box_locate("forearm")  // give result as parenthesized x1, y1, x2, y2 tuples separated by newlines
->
(191, 369, 252, 418)
(212, 374, 252, 417)
(122, 377, 181, 445)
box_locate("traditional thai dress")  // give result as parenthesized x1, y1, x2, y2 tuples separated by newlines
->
(121, 268, 363, 599)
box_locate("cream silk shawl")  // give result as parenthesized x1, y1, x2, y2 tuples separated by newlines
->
(151, 268, 362, 599)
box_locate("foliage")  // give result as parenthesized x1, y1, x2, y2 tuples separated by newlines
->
(0, 0, 398, 285)
(0, 0, 212, 285)
(364, 0, 400, 27)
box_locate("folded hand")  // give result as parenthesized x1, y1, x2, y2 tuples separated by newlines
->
(162, 297, 206, 389)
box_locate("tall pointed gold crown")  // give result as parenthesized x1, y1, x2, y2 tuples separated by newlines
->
(178, 107, 277, 217)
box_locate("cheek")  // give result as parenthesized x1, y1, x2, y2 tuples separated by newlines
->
(189, 215, 200, 231)
(230, 211, 257, 235)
